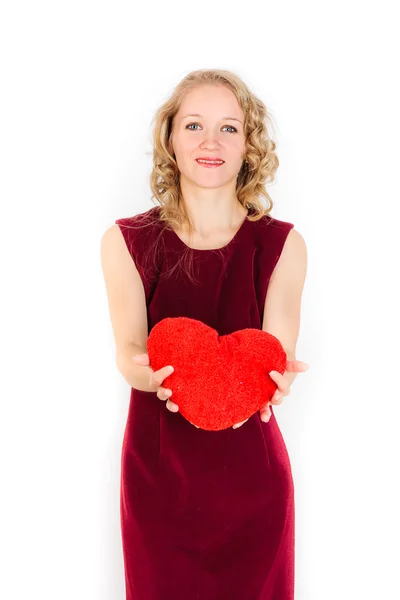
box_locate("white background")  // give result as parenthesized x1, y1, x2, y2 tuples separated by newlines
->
(1, 1, 399, 598)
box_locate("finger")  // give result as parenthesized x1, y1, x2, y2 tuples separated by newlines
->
(157, 387, 172, 401)
(260, 407, 272, 422)
(270, 393, 284, 405)
(272, 385, 290, 401)
(232, 418, 249, 429)
(152, 365, 174, 387)
(189, 421, 200, 428)
(269, 370, 288, 390)
(285, 360, 309, 372)
(166, 399, 179, 412)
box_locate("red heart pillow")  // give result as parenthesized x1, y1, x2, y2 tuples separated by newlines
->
(147, 317, 287, 431)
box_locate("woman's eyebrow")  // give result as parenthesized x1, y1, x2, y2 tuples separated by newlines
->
(180, 113, 242, 124)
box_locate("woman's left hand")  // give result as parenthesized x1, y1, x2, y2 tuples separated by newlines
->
(259, 370, 291, 423)
(233, 359, 309, 428)
(259, 359, 309, 423)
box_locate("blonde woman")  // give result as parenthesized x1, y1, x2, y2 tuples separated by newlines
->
(101, 69, 308, 600)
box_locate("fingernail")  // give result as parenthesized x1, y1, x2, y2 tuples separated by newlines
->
(269, 370, 278, 376)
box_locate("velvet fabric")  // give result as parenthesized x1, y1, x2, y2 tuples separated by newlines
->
(115, 206, 295, 600)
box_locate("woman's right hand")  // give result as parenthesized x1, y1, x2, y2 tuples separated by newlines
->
(132, 353, 179, 413)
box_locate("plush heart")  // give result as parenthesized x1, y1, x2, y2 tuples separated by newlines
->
(146, 317, 287, 431)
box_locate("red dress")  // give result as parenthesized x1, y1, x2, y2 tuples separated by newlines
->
(115, 206, 295, 600)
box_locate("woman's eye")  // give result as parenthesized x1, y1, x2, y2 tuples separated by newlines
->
(186, 123, 237, 133)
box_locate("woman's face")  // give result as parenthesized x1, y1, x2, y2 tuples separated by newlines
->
(171, 84, 246, 189)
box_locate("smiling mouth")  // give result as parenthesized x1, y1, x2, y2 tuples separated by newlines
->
(195, 159, 225, 167)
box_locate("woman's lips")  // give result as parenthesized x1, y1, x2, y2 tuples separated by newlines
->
(195, 159, 224, 168)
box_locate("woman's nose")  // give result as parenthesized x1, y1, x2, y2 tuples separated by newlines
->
(200, 137, 220, 148)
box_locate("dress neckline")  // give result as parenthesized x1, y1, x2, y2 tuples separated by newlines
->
(167, 209, 251, 253)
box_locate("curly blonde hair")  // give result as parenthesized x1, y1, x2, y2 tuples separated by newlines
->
(127, 69, 280, 285)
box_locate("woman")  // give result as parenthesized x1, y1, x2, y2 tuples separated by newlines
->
(101, 68, 308, 600)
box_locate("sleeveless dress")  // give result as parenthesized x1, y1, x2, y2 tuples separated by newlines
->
(115, 205, 295, 600)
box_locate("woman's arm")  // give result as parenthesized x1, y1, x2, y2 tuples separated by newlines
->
(101, 224, 153, 391)
(262, 228, 308, 387)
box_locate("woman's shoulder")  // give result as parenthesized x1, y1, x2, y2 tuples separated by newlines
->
(256, 211, 295, 231)
(256, 212, 306, 260)
(114, 206, 162, 256)
(115, 205, 160, 227)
